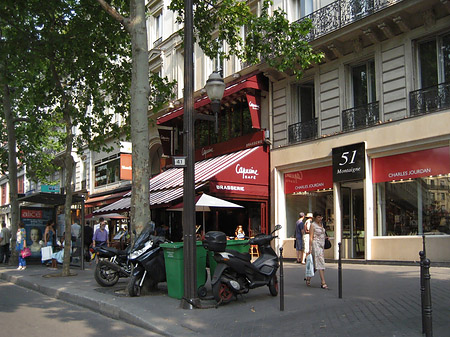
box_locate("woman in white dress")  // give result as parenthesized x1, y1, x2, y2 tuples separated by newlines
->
(310, 211, 328, 289)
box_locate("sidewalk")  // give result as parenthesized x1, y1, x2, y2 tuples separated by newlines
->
(1, 261, 449, 337)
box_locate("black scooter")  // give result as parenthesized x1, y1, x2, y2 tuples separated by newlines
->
(127, 225, 167, 297)
(203, 225, 281, 304)
(94, 244, 131, 287)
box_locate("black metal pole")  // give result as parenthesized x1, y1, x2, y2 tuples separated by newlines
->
(181, 0, 198, 309)
(279, 247, 284, 311)
(423, 258, 433, 337)
(419, 250, 425, 334)
(338, 242, 342, 299)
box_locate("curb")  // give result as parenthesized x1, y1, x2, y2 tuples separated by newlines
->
(0, 270, 175, 337)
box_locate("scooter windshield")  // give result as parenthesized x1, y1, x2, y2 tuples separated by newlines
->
(133, 226, 153, 249)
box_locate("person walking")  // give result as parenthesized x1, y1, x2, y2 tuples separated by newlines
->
(309, 211, 328, 289)
(0, 222, 11, 264)
(44, 219, 56, 248)
(92, 219, 109, 248)
(16, 222, 27, 270)
(295, 212, 305, 263)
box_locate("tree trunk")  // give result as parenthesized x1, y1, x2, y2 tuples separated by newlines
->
(62, 107, 74, 276)
(129, 0, 151, 235)
(1, 67, 20, 266)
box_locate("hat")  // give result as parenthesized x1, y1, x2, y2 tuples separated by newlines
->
(306, 212, 313, 218)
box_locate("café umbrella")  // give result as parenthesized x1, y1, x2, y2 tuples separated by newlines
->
(168, 193, 244, 235)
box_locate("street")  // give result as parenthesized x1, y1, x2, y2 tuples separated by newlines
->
(0, 280, 162, 337)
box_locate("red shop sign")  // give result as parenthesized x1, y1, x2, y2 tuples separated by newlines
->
(372, 147, 450, 183)
(284, 166, 333, 193)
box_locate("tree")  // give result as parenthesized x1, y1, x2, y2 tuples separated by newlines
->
(1, 0, 132, 275)
(169, 0, 323, 79)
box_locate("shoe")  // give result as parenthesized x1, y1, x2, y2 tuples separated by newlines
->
(305, 278, 311, 287)
(296, 260, 301, 263)
(17, 266, 22, 270)
(321, 283, 329, 289)
(21, 266, 26, 270)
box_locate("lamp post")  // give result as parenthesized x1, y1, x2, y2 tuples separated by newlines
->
(181, 71, 224, 309)
(205, 71, 225, 133)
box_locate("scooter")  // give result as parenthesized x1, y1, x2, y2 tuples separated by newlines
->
(203, 224, 281, 304)
(93, 244, 131, 287)
(126, 225, 167, 297)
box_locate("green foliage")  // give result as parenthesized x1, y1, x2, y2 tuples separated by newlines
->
(169, 0, 323, 79)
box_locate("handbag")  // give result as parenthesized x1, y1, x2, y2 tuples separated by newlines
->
(41, 246, 53, 262)
(305, 254, 315, 277)
(294, 239, 297, 249)
(324, 238, 332, 250)
(21, 247, 31, 258)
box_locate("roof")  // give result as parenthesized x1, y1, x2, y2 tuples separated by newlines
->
(18, 192, 84, 206)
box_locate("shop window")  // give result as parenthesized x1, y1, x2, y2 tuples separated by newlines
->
(375, 175, 450, 236)
(286, 191, 334, 238)
(194, 97, 252, 148)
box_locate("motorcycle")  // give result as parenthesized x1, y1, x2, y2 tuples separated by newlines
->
(203, 224, 282, 304)
(93, 244, 131, 287)
(126, 225, 167, 297)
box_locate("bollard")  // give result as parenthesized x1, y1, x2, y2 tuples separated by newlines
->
(279, 247, 284, 311)
(419, 250, 425, 334)
(338, 242, 342, 299)
(423, 258, 433, 337)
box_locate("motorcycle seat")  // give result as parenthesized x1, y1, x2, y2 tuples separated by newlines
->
(226, 249, 251, 262)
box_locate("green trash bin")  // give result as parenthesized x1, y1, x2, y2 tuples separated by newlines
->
(208, 239, 249, 278)
(160, 241, 207, 299)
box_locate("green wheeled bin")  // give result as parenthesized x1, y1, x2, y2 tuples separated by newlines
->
(160, 241, 207, 299)
(208, 239, 249, 279)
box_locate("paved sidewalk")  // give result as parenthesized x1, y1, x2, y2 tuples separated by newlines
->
(1, 261, 449, 337)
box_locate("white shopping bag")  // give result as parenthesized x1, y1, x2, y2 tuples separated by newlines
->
(41, 246, 53, 262)
(305, 254, 315, 277)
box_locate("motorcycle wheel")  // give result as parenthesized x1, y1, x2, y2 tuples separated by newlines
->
(94, 261, 120, 287)
(212, 280, 234, 304)
(127, 275, 142, 297)
(268, 274, 278, 296)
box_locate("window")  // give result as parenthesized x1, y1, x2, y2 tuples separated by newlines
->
(300, 0, 313, 18)
(94, 158, 120, 187)
(195, 97, 252, 148)
(1, 184, 6, 205)
(418, 32, 450, 88)
(17, 176, 24, 194)
(153, 12, 162, 46)
(352, 60, 376, 107)
(375, 176, 450, 236)
(288, 82, 316, 143)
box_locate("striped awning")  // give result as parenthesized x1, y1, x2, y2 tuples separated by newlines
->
(95, 147, 261, 214)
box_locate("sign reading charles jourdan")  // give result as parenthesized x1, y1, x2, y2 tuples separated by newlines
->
(332, 142, 366, 182)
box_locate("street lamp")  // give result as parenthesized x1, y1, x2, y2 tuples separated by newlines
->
(205, 71, 225, 133)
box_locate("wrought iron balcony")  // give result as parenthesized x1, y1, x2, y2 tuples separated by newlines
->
(153, 37, 162, 48)
(342, 101, 379, 132)
(409, 82, 450, 116)
(288, 118, 318, 144)
(297, 0, 403, 41)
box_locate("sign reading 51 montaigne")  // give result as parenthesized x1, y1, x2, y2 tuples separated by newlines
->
(332, 142, 366, 182)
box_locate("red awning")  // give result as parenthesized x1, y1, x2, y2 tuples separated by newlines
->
(108, 146, 268, 212)
(157, 73, 265, 125)
(372, 147, 450, 183)
(284, 166, 333, 193)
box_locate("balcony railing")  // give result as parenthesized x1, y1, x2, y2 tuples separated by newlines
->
(297, 0, 403, 41)
(409, 82, 450, 116)
(153, 37, 162, 48)
(288, 118, 318, 144)
(342, 101, 379, 132)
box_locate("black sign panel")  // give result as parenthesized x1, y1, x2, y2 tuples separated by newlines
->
(332, 142, 366, 182)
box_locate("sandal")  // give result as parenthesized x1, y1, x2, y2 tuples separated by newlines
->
(305, 278, 311, 287)
(321, 283, 328, 289)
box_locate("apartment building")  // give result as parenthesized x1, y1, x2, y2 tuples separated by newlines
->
(269, 0, 450, 262)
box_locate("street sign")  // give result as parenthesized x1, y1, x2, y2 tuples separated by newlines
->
(332, 142, 366, 182)
(173, 156, 187, 167)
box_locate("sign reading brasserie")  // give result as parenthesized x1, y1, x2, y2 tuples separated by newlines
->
(332, 142, 366, 182)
